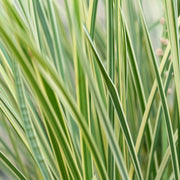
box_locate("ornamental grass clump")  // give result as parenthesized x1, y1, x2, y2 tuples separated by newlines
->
(0, 0, 180, 179)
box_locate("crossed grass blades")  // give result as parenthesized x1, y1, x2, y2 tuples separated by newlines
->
(0, 0, 180, 179)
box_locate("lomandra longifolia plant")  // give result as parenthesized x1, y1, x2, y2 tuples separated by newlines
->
(0, 0, 180, 179)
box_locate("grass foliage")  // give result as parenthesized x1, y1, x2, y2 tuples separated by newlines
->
(0, 0, 180, 179)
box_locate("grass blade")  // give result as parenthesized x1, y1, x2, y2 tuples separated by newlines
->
(137, 1, 180, 179)
(164, 0, 180, 168)
(84, 26, 143, 180)
(0, 151, 27, 180)
(13, 62, 53, 180)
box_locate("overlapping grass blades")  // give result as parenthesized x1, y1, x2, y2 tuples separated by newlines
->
(0, 0, 180, 179)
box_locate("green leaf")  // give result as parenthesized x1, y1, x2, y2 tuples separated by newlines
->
(0, 151, 27, 180)
(84, 26, 143, 180)
(164, 0, 180, 168)
(137, 1, 180, 179)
